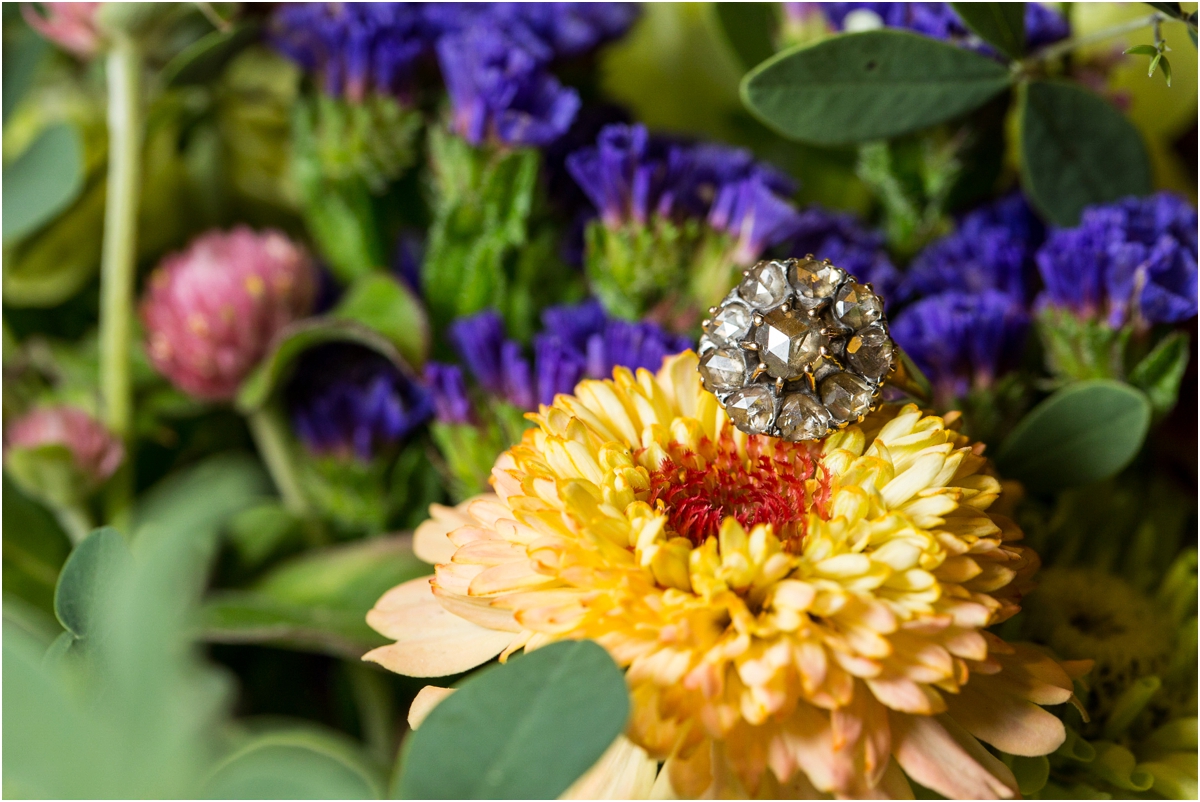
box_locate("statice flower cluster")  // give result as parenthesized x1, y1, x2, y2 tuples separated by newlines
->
(427, 301, 692, 422)
(286, 343, 432, 461)
(273, 2, 638, 147)
(890, 194, 1044, 404)
(815, 2, 1069, 51)
(1036, 193, 1199, 328)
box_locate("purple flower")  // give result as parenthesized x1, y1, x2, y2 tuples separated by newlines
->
(286, 343, 432, 461)
(891, 290, 1029, 405)
(437, 27, 580, 147)
(391, 231, 425, 296)
(1036, 193, 1198, 327)
(900, 194, 1044, 303)
(709, 176, 803, 265)
(566, 124, 691, 227)
(818, 2, 1068, 51)
(271, 3, 430, 100)
(425, 362, 474, 424)
(423, 3, 639, 60)
(446, 301, 693, 411)
(787, 206, 902, 306)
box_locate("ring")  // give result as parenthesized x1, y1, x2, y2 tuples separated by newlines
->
(698, 256, 925, 441)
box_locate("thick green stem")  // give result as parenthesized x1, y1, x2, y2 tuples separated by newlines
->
(99, 34, 142, 522)
(247, 406, 310, 516)
(55, 504, 95, 546)
(1026, 13, 1163, 66)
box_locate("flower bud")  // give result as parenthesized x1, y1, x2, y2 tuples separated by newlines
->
(3, 405, 124, 504)
(21, 3, 102, 59)
(140, 227, 316, 401)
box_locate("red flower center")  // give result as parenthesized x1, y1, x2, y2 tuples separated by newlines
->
(644, 433, 829, 549)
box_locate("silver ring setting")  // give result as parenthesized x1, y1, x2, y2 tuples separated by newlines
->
(698, 256, 896, 441)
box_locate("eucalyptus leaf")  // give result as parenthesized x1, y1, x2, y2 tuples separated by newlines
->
(331, 274, 430, 369)
(200, 535, 429, 658)
(950, 3, 1025, 59)
(715, 3, 777, 71)
(235, 318, 415, 413)
(3, 123, 86, 242)
(1018, 80, 1152, 226)
(204, 726, 384, 799)
(741, 30, 1012, 146)
(53, 527, 131, 640)
(1129, 331, 1190, 416)
(995, 380, 1152, 492)
(395, 640, 629, 799)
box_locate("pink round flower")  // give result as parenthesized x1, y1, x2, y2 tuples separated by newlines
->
(21, 3, 103, 59)
(140, 227, 317, 401)
(4, 405, 124, 488)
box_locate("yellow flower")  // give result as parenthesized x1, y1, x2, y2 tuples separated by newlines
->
(368, 352, 1079, 798)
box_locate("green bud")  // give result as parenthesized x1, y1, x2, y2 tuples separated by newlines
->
(584, 218, 701, 321)
(1089, 741, 1154, 792)
(1036, 306, 1131, 383)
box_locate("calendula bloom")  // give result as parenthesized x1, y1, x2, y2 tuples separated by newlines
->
(368, 351, 1078, 798)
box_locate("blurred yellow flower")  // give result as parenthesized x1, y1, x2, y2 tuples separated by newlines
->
(368, 351, 1083, 798)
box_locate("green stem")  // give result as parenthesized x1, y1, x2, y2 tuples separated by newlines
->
(346, 662, 396, 766)
(55, 504, 95, 546)
(1025, 12, 1163, 65)
(247, 406, 310, 516)
(99, 33, 142, 522)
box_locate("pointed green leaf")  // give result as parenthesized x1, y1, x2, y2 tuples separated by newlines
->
(1148, 51, 1163, 76)
(741, 30, 1012, 146)
(53, 527, 131, 639)
(1159, 54, 1173, 86)
(1123, 44, 1161, 56)
(996, 380, 1151, 491)
(715, 3, 778, 71)
(2, 123, 86, 242)
(950, 3, 1025, 60)
(1144, 2, 1184, 18)
(395, 640, 629, 799)
(1129, 331, 1190, 416)
(331, 274, 430, 369)
(1019, 80, 1152, 225)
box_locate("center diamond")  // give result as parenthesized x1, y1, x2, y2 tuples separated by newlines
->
(754, 307, 825, 379)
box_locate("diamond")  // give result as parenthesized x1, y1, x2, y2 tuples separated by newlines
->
(845, 324, 893, 380)
(777, 393, 832, 440)
(708, 302, 752, 346)
(788, 258, 845, 307)
(753, 307, 825, 379)
(698, 347, 746, 392)
(819, 372, 875, 423)
(725, 385, 775, 435)
(737, 261, 789, 308)
(832, 282, 884, 331)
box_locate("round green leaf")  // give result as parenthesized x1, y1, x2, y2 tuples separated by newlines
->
(3, 123, 86, 242)
(995, 380, 1151, 492)
(1019, 80, 1152, 226)
(395, 640, 630, 800)
(741, 29, 1012, 146)
(53, 527, 131, 639)
(950, 3, 1025, 60)
(204, 728, 384, 799)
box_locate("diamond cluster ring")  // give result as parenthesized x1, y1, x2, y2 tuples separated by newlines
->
(698, 256, 921, 441)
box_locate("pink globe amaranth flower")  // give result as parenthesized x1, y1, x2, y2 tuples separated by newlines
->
(4, 405, 124, 488)
(21, 3, 103, 59)
(140, 227, 317, 401)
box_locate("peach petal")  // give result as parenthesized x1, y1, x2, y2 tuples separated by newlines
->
(414, 500, 484, 564)
(364, 577, 516, 677)
(561, 736, 658, 800)
(890, 712, 1018, 799)
(944, 681, 1067, 757)
(408, 685, 454, 729)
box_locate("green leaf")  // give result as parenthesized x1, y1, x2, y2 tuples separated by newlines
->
(1018, 80, 1152, 226)
(995, 380, 1152, 492)
(226, 503, 303, 570)
(204, 726, 384, 799)
(236, 318, 417, 413)
(715, 3, 777, 71)
(1124, 44, 1161, 56)
(741, 30, 1012, 146)
(162, 23, 259, 88)
(2, 123, 86, 242)
(2, 21, 49, 122)
(331, 273, 430, 369)
(1148, 51, 1163, 76)
(2, 475, 71, 614)
(200, 535, 429, 658)
(1144, 2, 1184, 18)
(1159, 54, 1173, 86)
(950, 3, 1025, 60)
(1129, 331, 1190, 416)
(1001, 754, 1051, 796)
(53, 527, 131, 640)
(395, 640, 629, 799)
